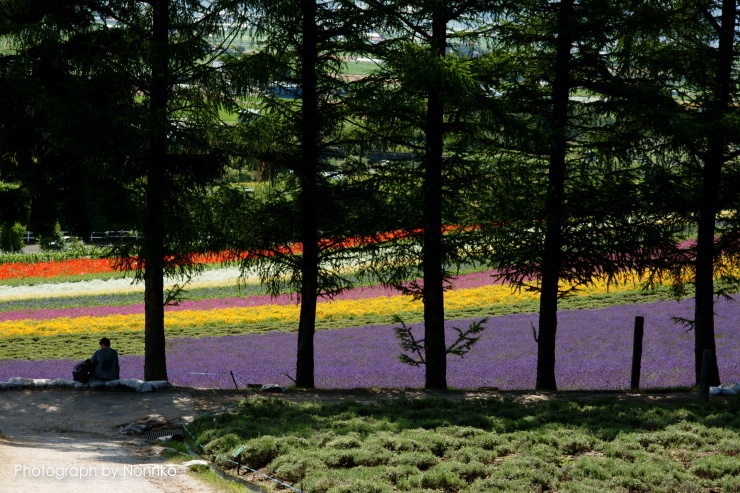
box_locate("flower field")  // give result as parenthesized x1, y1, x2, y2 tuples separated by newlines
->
(0, 277, 584, 337)
(0, 255, 738, 390)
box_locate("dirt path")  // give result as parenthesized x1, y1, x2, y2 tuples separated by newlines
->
(0, 388, 228, 493)
(0, 386, 704, 492)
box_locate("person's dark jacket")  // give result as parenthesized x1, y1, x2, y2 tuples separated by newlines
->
(91, 347, 119, 380)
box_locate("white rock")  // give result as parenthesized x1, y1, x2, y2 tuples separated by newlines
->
(711, 384, 739, 396)
(182, 460, 210, 467)
(118, 378, 145, 390)
(142, 414, 168, 426)
(0, 376, 171, 392)
(32, 378, 60, 387)
(148, 380, 172, 390)
(118, 423, 150, 434)
(261, 384, 286, 393)
(8, 377, 34, 386)
(49, 379, 77, 388)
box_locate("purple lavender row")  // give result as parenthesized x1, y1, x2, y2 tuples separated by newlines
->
(0, 271, 500, 322)
(1, 298, 737, 390)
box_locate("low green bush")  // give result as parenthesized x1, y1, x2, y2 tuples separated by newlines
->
(186, 395, 740, 492)
(387, 450, 439, 470)
(409, 466, 469, 491)
(37, 223, 65, 251)
(0, 223, 25, 253)
(202, 432, 241, 457)
(266, 451, 328, 483)
(234, 435, 281, 469)
(692, 453, 740, 480)
(376, 464, 420, 485)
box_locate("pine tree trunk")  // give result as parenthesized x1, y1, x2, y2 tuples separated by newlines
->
(694, 160, 720, 386)
(144, 0, 169, 382)
(693, 0, 734, 387)
(536, 0, 574, 391)
(295, 0, 319, 389)
(421, 1, 448, 390)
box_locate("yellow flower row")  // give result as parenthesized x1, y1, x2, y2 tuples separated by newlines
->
(0, 277, 645, 339)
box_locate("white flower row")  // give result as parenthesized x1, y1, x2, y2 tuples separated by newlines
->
(0, 266, 259, 301)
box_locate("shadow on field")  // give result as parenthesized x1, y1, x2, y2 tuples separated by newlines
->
(189, 389, 740, 443)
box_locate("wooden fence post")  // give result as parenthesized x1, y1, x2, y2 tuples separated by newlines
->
(630, 316, 644, 391)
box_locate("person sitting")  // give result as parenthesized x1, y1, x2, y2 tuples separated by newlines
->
(90, 337, 120, 381)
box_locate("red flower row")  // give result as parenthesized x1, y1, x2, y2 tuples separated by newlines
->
(0, 252, 246, 280)
(0, 258, 118, 280)
(0, 226, 471, 281)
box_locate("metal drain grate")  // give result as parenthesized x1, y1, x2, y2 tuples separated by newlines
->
(145, 429, 183, 441)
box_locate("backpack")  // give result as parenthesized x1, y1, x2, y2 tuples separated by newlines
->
(73, 359, 97, 383)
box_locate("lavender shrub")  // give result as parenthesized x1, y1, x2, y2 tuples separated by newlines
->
(1, 298, 737, 390)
